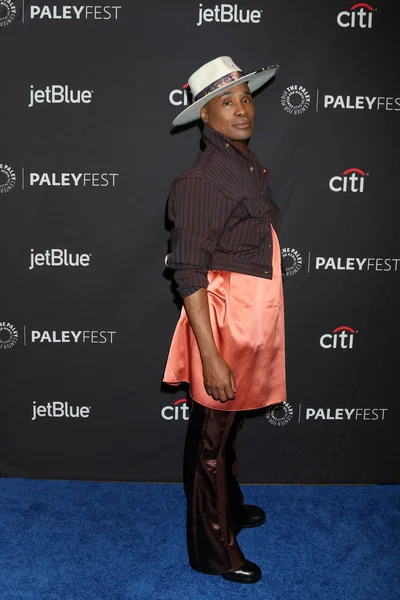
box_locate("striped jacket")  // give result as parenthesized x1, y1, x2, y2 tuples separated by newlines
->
(168, 123, 282, 297)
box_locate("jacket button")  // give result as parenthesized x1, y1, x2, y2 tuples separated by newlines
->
(256, 210, 260, 215)
(250, 167, 254, 172)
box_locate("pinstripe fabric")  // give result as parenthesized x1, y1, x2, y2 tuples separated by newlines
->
(168, 124, 282, 298)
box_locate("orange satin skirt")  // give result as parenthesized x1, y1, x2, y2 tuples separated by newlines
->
(163, 225, 286, 411)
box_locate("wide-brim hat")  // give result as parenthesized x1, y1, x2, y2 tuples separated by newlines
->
(173, 56, 279, 127)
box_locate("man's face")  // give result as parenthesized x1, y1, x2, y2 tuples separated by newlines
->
(200, 82, 255, 142)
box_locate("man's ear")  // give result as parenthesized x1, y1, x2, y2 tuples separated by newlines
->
(201, 107, 208, 123)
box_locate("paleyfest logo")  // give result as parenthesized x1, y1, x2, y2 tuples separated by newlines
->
(337, 3, 376, 28)
(1, 3, 122, 25)
(0, 322, 18, 350)
(0, 324, 116, 347)
(2, 167, 119, 190)
(323, 94, 399, 111)
(0, 0, 16, 27)
(30, 330, 116, 344)
(29, 5, 122, 20)
(265, 401, 389, 425)
(29, 171, 119, 187)
(314, 255, 400, 272)
(281, 247, 303, 276)
(281, 85, 311, 115)
(329, 168, 367, 193)
(304, 406, 387, 421)
(0, 164, 16, 193)
(265, 401, 294, 426)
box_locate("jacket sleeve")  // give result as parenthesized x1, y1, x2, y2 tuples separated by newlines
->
(167, 176, 221, 298)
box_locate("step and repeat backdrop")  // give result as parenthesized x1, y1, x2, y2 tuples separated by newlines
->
(0, 0, 399, 483)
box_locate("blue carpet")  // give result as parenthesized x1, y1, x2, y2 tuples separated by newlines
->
(0, 480, 399, 600)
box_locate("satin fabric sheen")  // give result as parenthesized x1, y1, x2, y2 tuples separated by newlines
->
(183, 404, 247, 574)
(163, 225, 286, 411)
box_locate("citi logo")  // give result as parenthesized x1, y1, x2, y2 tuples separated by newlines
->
(337, 3, 375, 28)
(197, 3, 262, 26)
(29, 249, 91, 271)
(329, 168, 367, 192)
(0, 0, 16, 27)
(161, 398, 190, 421)
(320, 326, 357, 350)
(169, 83, 190, 107)
(29, 85, 94, 108)
(32, 401, 91, 421)
(0, 163, 16, 193)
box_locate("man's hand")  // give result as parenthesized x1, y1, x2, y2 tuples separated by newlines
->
(183, 287, 237, 403)
(202, 353, 237, 402)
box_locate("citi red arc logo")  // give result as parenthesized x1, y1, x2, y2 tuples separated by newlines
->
(337, 3, 376, 28)
(320, 326, 357, 349)
(169, 83, 189, 107)
(329, 168, 367, 192)
(161, 398, 190, 420)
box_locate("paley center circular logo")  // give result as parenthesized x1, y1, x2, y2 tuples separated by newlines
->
(281, 247, 303, 276)
(281, 85, 311, 115)
(0, 1, 16, 27)
(0, 322, 18, 349)
(265, 401, 293, 426)
(0, 164, 16, 193)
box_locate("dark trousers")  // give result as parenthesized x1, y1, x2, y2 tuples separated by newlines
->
(183, 401, 248, 574)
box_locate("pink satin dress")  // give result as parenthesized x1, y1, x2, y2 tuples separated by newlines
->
(163, 225, 286, 411)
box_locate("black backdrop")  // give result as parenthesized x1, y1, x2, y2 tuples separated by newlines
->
(0, 0, 399, 482)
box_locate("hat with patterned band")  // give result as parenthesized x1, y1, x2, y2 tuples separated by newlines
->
(172, 56, 279, 127)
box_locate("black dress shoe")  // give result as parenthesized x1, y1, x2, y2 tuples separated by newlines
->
(243, 504, 266, 528)
(221, 559, 262, 584)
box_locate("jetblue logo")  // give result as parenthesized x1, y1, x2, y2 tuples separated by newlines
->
(29, 85, 94, 108)
(197, 3, 262, 26)
(29, 249, 91, 271)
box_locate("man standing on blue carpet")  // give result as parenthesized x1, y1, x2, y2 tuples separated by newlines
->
(163, 56, 286, 584)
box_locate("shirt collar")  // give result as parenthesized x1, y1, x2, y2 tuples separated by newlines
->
(201, 123, 251, 159)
